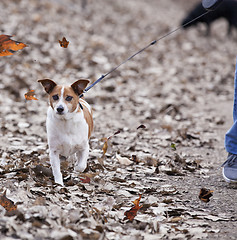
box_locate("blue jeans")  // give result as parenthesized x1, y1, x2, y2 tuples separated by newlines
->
(225, 57, 237, 154)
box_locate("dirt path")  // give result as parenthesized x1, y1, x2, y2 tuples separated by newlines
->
(0, 0, 237, 239)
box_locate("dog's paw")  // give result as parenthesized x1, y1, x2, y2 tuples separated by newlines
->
(74, 163, 87, 172)
(54, 177, 64, 186)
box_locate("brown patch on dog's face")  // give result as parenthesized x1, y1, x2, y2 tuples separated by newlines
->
(48, 85, 80, 115)
(63, 86, 79, 113)
(49, 85, 62, 110)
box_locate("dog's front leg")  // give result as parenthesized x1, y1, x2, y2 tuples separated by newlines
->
(49, 150, 64, 186)
(74, 144, 89, 172)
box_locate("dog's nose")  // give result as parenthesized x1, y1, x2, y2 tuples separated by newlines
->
(56, 106, 64, 114)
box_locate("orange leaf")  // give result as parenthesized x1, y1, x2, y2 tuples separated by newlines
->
(25, 90, 38, 100)
(199, 188, 214, 203)
(102, 138, 108, 156)
(58, 37, 69, 48)
(0, 190, 17, 212)
(124, 194, 142, 221)
(0, 35, 27, 56)
(132, 194, 142, 206)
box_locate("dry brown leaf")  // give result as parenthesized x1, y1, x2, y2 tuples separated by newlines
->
(0, 35, 27, 56)
(124, 194, 143, 221)
(137, 124, 146, 130)
(199, 188, 214, 203)
(58, 37, 69, 48)
(169, 216, 182, 223)
(0, 190, 17, 212)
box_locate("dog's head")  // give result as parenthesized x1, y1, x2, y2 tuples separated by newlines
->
(38, 79, 89, 118)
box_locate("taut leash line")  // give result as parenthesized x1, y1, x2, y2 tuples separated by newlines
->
(80, 0, 221, 98)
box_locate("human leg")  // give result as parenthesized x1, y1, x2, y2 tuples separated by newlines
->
(223, 57, 237, 182)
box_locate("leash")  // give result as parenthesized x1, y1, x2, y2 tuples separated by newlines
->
(79, 0, 222, 98)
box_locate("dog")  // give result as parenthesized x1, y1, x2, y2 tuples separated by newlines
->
(38, 79, 93, 186)
(181, 0, 237, 35)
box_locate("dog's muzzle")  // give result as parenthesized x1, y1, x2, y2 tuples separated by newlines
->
(56, 105, 64, 114)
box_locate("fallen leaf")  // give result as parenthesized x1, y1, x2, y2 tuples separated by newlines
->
(0, 35, 27, 56)
(5, 209, 25, 221)
(80, 176, 91, 183)
(131, 154, 140, 163)
(32, 165, 53, 177)
(0, 190, 17, 212)
(137, 124, 146, 130)
(116, 153, 133, 166)
(24, 90, 38, 100)
(124, 194, 143, 221)
(169, 216, 182, 223)
(58, 37, 69, 48)
(199, 188, 214, 203)
(33, 196, 46, 206)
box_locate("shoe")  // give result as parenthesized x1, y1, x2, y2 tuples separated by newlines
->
(222, 153, 237, 183)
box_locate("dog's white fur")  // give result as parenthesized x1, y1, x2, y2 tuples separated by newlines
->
(38, 79, 93, 186)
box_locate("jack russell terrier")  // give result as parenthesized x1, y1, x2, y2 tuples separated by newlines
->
(38, 79, 93, 186)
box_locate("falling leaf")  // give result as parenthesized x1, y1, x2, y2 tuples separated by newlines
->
(0, 190, 17, 212)
(137, 124, 146, 130)
(0, 35, 27, 56)
(24, 90, 38, 100)
(58, 37, 69, 48)
(199, 188, 214, 203)
(124, 194, 143, 221)
(80, 176, 91, 183)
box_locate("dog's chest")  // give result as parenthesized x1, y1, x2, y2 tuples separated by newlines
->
(47, 109, 89, 156)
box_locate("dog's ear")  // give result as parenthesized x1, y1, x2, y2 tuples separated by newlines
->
(38, 79, 57, 94)
(71, 79, 89, 95)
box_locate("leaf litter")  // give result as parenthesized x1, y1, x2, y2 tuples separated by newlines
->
(0, 0, 237, 239)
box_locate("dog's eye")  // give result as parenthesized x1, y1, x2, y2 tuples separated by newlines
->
(52, 95, 59, 101)
(66, 96, 73, 102)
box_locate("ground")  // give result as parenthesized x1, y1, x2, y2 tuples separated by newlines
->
(0, 0, 237, 239)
